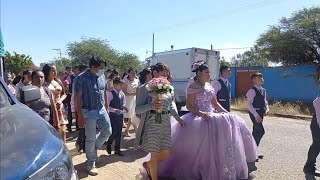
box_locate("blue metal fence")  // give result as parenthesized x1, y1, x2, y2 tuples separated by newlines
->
(229, 65, 319, 102)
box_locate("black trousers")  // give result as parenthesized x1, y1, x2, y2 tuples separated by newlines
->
(64, 94, 73, 130)
(219, 100, 230, 112)
(305, 115, 320, 171)
(249, 112, 265, 147)
(76, 128, 86, 152)
(106, 113, 123, 152)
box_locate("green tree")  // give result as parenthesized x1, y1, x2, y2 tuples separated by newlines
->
(220, 56, 231, 67)
(114, 52, 142, 74)
(49, 57, 72, 73)
(67, 37, 118, 67)
(230, 48, 268, 67)
(5, 51, 35, 75)
(257, 7, 320, 65)
(66, 37, 141, 73)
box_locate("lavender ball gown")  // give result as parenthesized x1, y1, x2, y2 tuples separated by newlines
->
(141, 84, 257, 180)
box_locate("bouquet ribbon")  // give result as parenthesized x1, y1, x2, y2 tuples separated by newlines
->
(155, 94, 162, 123)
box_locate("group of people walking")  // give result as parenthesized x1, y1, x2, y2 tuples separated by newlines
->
(6, 65, 75, 142)
(5, 56, 319, 179)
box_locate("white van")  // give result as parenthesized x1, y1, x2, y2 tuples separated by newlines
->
(151, 47, 220, 109)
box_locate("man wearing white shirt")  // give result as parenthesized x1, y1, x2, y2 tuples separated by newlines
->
(213, 65, 231, 112)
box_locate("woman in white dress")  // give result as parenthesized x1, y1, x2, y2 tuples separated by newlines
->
(43, 64, 69, 142)
(165, 66, 179, 112)
(123, 67, 140, 136)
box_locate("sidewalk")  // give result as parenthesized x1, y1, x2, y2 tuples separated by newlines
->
(66, 130, 147, 180)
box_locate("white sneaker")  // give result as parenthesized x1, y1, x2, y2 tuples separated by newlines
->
(86, 165, 98, 176)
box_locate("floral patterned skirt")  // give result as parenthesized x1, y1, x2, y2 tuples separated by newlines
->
(57, 103, 69, 125)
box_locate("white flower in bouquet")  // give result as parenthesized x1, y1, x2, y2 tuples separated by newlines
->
(146, 77, 172, 123)
(146, 84, 151, 91)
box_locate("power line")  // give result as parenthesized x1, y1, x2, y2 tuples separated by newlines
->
(214, 47, 252, 51)
(109, 0, 288, 42)
(154, 0, 287, 33)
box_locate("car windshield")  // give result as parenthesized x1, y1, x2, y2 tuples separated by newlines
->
(0, 82, 13, 109)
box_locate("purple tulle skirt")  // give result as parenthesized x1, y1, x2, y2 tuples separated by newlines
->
(140, 112, 257, 180)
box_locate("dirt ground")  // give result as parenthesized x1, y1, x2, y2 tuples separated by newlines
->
(67, 110, 318, 180)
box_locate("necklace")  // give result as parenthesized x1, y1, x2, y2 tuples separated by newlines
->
(196, 80, 205, 87)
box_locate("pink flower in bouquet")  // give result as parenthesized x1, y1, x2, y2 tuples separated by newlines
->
(146, 77, 171, 93)
(146, 77, 172, 123)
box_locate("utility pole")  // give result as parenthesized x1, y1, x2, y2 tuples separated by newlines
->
(152, 33, 155, 57)
(53, 48, 62, 59)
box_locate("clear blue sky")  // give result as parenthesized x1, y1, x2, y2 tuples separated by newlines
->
(1, 0, 318, 65)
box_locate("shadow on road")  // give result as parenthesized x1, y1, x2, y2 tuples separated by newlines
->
(97, 148, 146, 167)
(74, 148, 146, 179)
(66, 131, 78, 142)
(304, 174, 318, 180)
(73, 163, 89, 179)
(73, 136, 147, 179)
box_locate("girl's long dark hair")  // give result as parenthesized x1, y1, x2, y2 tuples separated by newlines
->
(151, 63, 166, 78)
(195, 64, 209, 77)
(42, 64, 53, 81)
(126, 67, 137, 80)
(21, 69, 32, 81)
(138, 68, 151, 84)
(122, 72, 128, 79)
(42, 64, 66, 93)
(108, 72, 116, 80)
(31, 70, 42, 80)
(193, 76, 198, 81)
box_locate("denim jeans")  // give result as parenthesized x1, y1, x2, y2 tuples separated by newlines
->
(83, 106, 112, 166)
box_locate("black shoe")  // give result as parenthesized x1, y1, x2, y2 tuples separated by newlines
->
(75, 142, 81, 152)
(106, 144, 111, 155)
(304, 168, 320, 177)
(248, 162, 257, 173)
(258, 155, 264, 159)
(115, 151, 124, 156)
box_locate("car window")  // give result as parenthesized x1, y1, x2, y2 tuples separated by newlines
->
(0, 82, 13, 109)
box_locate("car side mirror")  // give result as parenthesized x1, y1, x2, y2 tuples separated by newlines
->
(21, 85, 41, 103)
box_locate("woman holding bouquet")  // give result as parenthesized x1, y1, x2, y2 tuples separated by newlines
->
(140, 62, 258, 180)
(135, 63, 184, 180)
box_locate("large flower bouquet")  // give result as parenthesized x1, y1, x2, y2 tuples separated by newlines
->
(146, 77, 172, 123)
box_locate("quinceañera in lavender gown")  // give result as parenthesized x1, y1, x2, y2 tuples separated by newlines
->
(141, 62, 258, 180)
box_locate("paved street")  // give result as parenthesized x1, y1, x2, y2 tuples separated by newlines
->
(66, 110, 319, 180)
